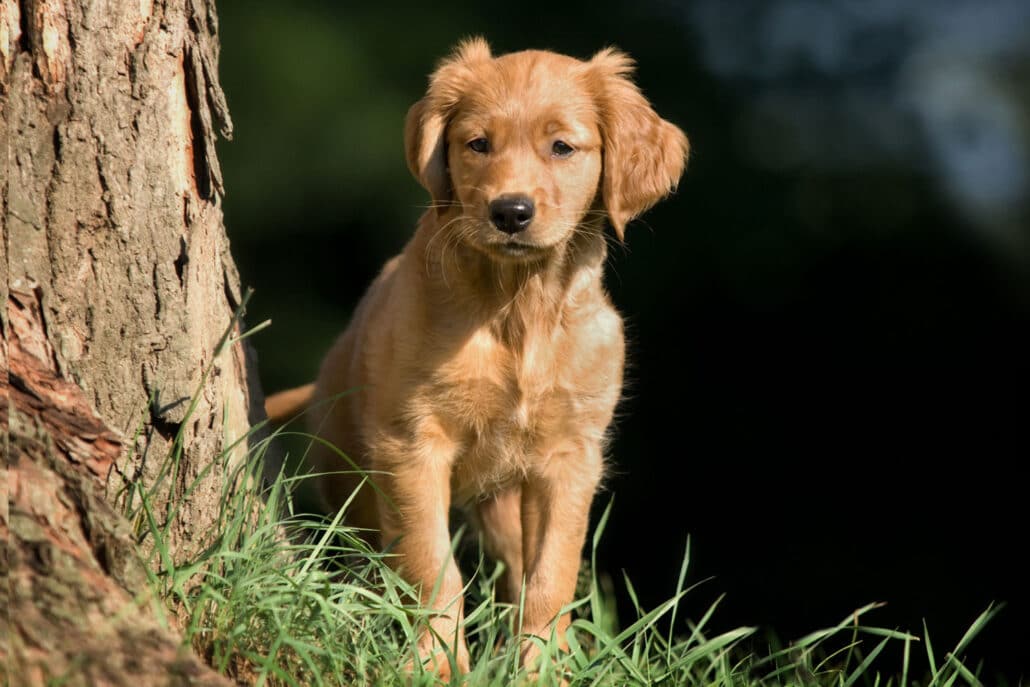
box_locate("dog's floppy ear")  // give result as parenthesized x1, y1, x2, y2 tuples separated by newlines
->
(405, 37, 493, 207)
(588, 48, 689, 240)
(404, 97, 449, 204)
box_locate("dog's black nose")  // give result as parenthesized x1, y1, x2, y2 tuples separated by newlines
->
(489, 196, 535, 234)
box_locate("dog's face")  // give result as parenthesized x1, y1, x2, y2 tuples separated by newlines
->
(405, 39, 689, 262)
(443, 50, 604, 261)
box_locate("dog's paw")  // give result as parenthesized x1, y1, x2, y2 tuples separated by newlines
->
(519, 635, 571, 687)
(402, 632, 470, 684)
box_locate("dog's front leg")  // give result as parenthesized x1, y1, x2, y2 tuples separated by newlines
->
(376, 432, 470, 678)
(518, 442, 603, 668)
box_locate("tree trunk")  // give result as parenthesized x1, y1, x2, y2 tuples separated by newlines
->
(2, 0, 261, 682)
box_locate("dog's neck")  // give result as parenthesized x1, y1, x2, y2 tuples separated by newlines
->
(415, 211, 610, 340)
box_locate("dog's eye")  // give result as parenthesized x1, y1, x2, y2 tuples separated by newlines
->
(552, 140, 575, 158)
(467, 138, 490, 154)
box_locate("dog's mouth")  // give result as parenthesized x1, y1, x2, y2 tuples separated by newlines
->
(498, 240, 543, 255)
(487, 238, 552, 261)
(461, 215, 556, 261)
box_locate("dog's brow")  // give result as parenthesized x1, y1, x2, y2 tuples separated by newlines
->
(543, 120, 568, 135)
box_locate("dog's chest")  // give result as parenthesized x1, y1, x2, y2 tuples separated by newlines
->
(445, 327, 560, 433)
(432, 327, 573, 494)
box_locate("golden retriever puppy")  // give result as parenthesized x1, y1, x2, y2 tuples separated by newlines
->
(265, 37, 688, 678)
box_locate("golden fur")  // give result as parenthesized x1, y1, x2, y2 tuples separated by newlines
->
(265, 37, 688, 678)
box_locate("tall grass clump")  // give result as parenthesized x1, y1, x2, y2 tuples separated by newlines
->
(111, 301, 1004, 685)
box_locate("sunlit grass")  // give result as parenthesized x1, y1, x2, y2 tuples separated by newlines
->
(115, 301, 1004, 685)
(120, 417, 1004, 686)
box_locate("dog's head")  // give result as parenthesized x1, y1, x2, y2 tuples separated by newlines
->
(405, 38, 689, 262)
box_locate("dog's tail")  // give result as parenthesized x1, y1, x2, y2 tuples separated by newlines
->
(264, 383, 316, 425)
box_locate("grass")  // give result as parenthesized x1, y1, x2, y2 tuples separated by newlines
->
(112, 303, 1006, 686)
(119, 421, 1007, 687)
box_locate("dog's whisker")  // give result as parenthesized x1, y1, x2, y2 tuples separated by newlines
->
(428, 215, 477, 289)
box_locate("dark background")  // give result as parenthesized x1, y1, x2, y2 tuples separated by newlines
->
(218, 0, 1029, 680)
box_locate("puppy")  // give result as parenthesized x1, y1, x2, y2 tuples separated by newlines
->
(265, 37, 688, 677)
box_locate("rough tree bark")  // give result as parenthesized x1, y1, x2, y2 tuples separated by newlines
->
(2, 0, 261, 683)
